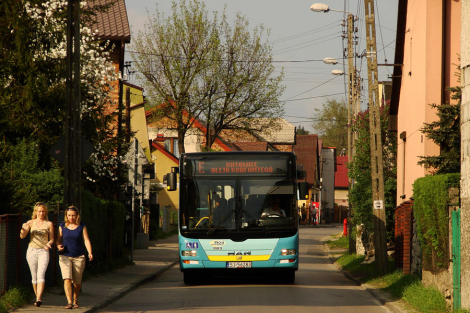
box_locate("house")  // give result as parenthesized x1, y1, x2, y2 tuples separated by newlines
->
(389, 0, 460, 205)
(293, 135, 320, 211)
(93, 0, 131, 121)
(334, 155, 349, 223)
(460, 1, 470, 309)
(389, 0, 461, 305)
(321, 147, 336, 223)
(147, 110, 296, 155)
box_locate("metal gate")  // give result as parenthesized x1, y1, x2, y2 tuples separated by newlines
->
(452, 209, 461, 310)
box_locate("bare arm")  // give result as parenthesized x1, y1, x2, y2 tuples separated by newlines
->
(56, 225, 65, 252)
(19, 220, 32, 239)
(82, 226, 93, 261)
(44, 221, 54, 250)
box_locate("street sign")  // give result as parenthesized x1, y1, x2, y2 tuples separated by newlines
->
(374, 200, 383, 210)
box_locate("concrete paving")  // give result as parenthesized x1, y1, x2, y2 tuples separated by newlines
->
(14, 226, 409, 313)
(15, 235, 179, 313)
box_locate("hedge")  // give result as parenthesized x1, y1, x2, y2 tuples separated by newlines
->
(412, 173, 460, 272)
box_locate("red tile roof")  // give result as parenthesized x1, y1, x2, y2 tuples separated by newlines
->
(92, 0, 130, 43)
(227, 142, 268, 151)
(335, 156, 349, 188)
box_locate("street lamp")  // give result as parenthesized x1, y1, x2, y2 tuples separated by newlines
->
(310, 3, 351, 14)
(332, 69, 344, 75)
(311, 3, 356, 165)
(323, 57, 338, 65)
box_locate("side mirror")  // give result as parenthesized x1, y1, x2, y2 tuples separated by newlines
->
(167, 172, 177, 191)
(298, 182, 309, 200)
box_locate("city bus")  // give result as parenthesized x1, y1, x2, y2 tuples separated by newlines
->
(168, 151, 307, 284)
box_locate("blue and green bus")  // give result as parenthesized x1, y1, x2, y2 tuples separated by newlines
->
(169, 151, 307, 284)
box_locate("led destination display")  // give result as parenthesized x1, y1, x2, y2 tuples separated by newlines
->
(183, 155, 292, 177)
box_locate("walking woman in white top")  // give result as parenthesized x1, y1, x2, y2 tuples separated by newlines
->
(20, 202, 55, 307)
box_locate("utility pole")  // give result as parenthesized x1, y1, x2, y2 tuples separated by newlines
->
(64, 0, 81, 210)
(346, 14, 356, 163)
(364, 0, 387, 274)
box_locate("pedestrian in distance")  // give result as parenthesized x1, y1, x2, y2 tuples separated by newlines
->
(19, 202, 55, 307)
(56, 206, 93, 309)
(301, 203, 307, 224)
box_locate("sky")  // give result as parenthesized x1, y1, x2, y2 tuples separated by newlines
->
(124, 0, 398, 133)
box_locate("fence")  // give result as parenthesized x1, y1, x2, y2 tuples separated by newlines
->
(0, 210, 121, 295)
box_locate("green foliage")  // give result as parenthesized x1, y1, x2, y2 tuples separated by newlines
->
(296, 125, 310, 135)
(336, 251, 447, 313)
(0, 138, 63, 215)
(133, 0, 284, 152)
(412, 173, 459, 271)
(348, 105, 397, 242)
(402, 282, 447, 313)
(311, 98, 348, 152)
(418, 81, 460, 174)
(326, 235, 349, 249)
(0, 286, 30, 313)
(0, 0, 128, 207)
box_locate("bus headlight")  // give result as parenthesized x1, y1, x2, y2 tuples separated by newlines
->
(181, 250, 197, 257)
(281, 249, 296, 256)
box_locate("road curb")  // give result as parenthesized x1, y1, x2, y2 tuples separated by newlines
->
(85, 261, 178, 313)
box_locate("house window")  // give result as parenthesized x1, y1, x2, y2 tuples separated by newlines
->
(164, 138, 179, 157)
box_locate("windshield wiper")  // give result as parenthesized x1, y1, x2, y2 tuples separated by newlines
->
(206, 209, 235, 235)
(240, 209, 271, 234)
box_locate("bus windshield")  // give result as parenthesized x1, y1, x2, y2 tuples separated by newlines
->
(179, 153, 298, 239)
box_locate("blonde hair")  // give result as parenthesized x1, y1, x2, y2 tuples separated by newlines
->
(64, 206, 81, 225)
(32, 202, 49, 220)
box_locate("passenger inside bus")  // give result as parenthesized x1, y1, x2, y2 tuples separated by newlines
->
(212, 193, 234, 228)
(261, 196, 286, 217)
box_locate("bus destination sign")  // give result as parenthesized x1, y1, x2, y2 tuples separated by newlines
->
(185, 157, 290, 177)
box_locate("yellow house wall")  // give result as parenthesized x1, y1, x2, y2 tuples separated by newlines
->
(151, 148, 179, 211)
(131, 105, 150, 160)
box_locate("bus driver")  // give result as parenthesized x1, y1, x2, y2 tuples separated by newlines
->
(261, 197, 286, 217)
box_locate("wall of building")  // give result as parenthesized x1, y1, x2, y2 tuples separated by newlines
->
(396, 0, 460, 203)
(131, 104, 150, 160)
(321, 148, 335, 222)
(460, 0, 470, 308)
(335, 189, 348, 207)
(151, 148, 179, 212)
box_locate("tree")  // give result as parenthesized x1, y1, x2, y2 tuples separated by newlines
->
(311, 98, 348, 152)
(349, 104, 397, 245)
(132, 0, 284, 152)
(0, 0, 125, 211)
(296, 125, 310, 135)
(418, 84, 461, 174)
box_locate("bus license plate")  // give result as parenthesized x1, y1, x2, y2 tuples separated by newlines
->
(226, 262, 252, 268)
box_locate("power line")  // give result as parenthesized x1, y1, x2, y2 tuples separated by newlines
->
(125, 50, 327, 63)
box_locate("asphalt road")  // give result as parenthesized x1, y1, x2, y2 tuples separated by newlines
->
(98, 226, 390, 313)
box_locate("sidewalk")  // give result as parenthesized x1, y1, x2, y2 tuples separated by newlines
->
(15, 235, 179, 313)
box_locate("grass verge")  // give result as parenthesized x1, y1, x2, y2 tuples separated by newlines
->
(327, 235, 469, 313)
(326, 234, 349, 249)
(0, 286, 31, 313)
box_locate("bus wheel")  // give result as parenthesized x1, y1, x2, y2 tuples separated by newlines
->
(184, 271, 198, 285)
(281, 270, 295, 284)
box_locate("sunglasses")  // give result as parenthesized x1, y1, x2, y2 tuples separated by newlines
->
(35, 202, 46, 206)
(67, 207, 78, 212)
